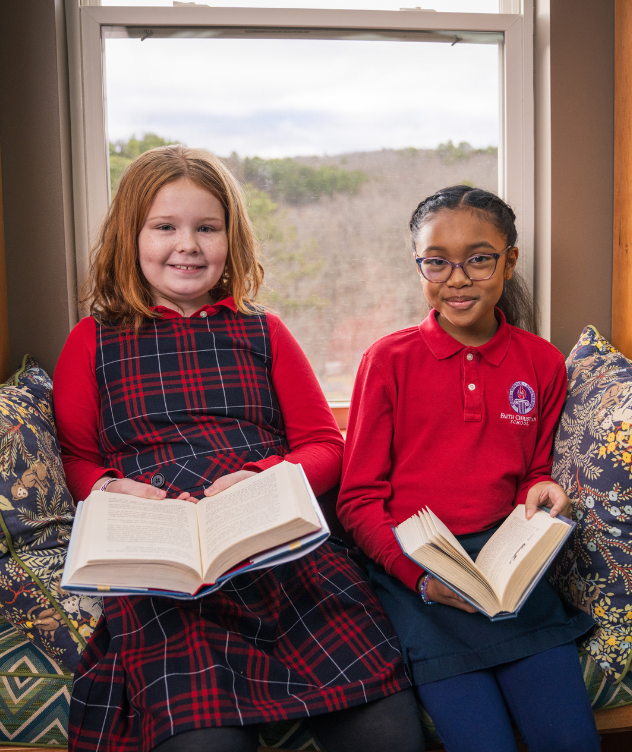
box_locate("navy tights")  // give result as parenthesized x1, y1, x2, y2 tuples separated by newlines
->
(152, 686, 424, 752)
(416, 643, 600, 752)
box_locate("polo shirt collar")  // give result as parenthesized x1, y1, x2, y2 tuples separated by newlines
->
(151, 295, 238, 319)
(418, 307, 512, 366)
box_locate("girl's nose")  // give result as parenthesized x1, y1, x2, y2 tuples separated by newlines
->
(176, 229, 200, 253)
(447, 265, 472, 286)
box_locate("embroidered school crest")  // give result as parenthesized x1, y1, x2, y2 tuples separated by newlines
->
(509, 381, 536, 415)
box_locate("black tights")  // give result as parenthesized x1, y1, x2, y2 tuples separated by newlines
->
(152, 688, 424, 752)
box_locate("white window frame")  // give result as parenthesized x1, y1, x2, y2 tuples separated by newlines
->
(65, 2, 534, 305)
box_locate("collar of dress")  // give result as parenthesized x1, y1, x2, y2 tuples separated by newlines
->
(151, 296, 238, 320)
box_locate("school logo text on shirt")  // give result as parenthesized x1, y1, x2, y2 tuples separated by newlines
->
(508, 381, 536, 415)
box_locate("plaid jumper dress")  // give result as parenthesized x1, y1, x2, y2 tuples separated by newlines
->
(68, 306, 409, 752)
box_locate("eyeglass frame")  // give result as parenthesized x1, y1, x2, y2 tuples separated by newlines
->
(414, 245, 515, 283)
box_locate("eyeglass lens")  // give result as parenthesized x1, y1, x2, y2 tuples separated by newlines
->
(417, 254, 497, 282)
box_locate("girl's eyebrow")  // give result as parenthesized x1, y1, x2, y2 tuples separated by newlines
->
(421, 241, 496, 255)
(148, 214, 223, 222)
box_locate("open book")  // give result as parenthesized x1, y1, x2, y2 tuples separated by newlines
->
(394, 505, 574, 620)
(62, 462, 329, 600)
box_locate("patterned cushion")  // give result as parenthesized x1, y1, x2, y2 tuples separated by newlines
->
(580, 649, 632, 709)
(551, 326, 632, 683)
(0, 618, 71, 746)
(0, 356, 102, 673)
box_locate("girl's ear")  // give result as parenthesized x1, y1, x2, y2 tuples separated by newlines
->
(504, 246, 519, 280)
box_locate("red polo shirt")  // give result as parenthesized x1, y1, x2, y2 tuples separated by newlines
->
(338, 308, 567, 592)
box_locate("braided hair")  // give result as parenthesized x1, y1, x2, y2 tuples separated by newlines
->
(409, 185, 538, 334)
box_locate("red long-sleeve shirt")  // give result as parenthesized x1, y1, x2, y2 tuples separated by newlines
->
(338, 308, 567, 592)
(54, 300, 344, 502)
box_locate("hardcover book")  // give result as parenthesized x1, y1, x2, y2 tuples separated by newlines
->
(394, 505, 574, 620)
(62, 462, 329, 599)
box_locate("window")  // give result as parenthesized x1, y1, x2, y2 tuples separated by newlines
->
(67, 2, 533, 402)
(100, 1, 504, 12)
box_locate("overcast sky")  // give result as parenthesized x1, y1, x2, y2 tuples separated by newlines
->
(104, 0, 499, 158)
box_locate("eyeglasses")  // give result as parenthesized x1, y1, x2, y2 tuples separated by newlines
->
(414, 246, 513, 283)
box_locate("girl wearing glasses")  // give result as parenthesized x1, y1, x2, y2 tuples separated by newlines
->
(338, 186, 599, 752)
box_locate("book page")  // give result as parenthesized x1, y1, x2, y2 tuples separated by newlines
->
(199, 469, 289, 575)
(395, 514, 500, 615)
(424, 508, 475, 566)
(84, 492, 202, 571)
(287, 464, 320, 528)
(474, 507, 560, 596)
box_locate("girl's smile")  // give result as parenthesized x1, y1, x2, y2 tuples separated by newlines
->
(443, 295, 476, 309)
(137, 177, 229, 316)
(413, 208, 519, 347)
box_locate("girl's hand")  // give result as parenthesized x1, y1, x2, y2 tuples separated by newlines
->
(422, 576, 478, 613)
(91, 476, 192, 502)
(204, 470, 257, 497)
(524, 481, 571, 520)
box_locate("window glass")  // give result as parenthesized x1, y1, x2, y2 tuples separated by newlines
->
(105, 33, 499, 401)
(100, 1, 500, 12)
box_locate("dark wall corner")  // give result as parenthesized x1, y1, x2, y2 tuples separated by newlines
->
(0, 0, 74, 377)
(550, 0, 615, 357)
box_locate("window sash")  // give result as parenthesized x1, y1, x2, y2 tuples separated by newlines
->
(65, 3, 533, 303)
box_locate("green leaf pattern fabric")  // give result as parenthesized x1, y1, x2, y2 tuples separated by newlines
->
(0, 356, 101, 673)
(552, 327, 632, 683)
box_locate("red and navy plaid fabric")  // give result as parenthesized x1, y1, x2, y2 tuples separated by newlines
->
(69, 544, 410, 751)
(95, 307, 288, 495)
(69, 308, 409, 750)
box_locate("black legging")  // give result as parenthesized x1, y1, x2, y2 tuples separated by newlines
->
(152, 688, 424, 752)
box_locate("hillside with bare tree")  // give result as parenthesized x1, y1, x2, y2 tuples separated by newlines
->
(111, 139, 498, 400)
(229, 144, 498, 400)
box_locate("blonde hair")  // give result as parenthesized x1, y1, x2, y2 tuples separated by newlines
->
(83, 145, 264, 329)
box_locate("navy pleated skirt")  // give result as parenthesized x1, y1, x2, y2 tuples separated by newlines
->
(365, 526, 596, 685)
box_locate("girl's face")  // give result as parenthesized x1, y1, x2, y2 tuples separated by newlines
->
(138, 178, 229, 316)
(413, 208, 518, 345)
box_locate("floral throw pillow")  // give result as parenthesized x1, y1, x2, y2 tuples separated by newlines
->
(551, 326, 632, 683)
(0, 356, 102, 672)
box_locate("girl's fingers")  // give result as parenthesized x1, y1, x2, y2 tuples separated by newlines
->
(204, 470, 257, 497)
(123, 480, 167, 499)
(99, 478, 166, 499)
(525, 482, 571, 520)
(524, 497, 540, 520)
(427, 578, 477, 613)
(445, 595, 478, 613)
(549, 497, 572, 519)
(92, 477, 195, 501)
(538, 485, 571, 518)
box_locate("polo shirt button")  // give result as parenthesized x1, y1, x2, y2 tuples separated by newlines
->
(199, 311, 208, 318)
(468, 383, 476, 391)
(151, 473, 165, 488)
(466, 353, 474, 361)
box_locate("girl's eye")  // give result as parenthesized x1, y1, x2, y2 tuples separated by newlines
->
(157, 224, 174, 231)
(422, 258, 449, 268)
(469, 255, 493, 265)
(198, 225, 216, 233)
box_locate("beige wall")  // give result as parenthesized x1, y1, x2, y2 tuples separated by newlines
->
(0, 1, 617, 371)
(549, 0, 614, 357)
(0, 0, 75, 378)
